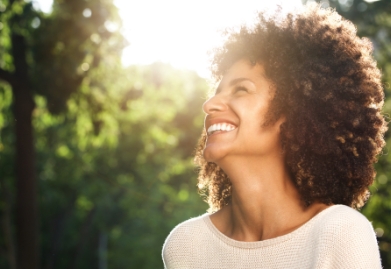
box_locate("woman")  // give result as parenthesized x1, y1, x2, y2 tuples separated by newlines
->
(163, 4, 386, 269)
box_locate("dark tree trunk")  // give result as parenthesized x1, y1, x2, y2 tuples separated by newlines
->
(0, 177, 17, 269)
(11, 32, 38, 269)
(46, 197, 76, 269)
(71, 208, 96, 269)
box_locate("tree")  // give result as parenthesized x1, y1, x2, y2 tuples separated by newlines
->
(0, 0, 125, 268)
(21, 62, 207, 269)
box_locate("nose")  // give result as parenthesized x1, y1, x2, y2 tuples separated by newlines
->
(202, 94, 227, 115)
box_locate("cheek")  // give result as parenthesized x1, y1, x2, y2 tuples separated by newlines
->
(240, 106, 269, 132)
(240, 122, 282, 153)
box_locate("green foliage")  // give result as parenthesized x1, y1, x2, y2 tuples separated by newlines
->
(33, 63, 208, 268)
(2, 61, 209, 268)
(31, 0, 126, 113)
(0, 83, 16, 269)
(1, 0, 208, 268)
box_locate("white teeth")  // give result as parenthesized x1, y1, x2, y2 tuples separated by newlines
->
(207, 123, 237, 135)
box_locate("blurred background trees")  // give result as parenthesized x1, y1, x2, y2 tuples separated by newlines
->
(0, 0, 207, 268)
(0, 0, 390, 268)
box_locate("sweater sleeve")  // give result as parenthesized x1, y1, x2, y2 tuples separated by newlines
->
(162, 216, 206, 269)
(162, 223, 190, 269)
(319, 208, 382, 269)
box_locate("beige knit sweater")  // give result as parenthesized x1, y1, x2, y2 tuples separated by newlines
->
(162, 205, 382, 269)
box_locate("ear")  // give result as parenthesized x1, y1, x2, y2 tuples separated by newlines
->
(275, 115, 286, 131)
(277, 116, 287, 153)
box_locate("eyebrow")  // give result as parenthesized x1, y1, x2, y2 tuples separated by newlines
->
(215, 78, 255, 94)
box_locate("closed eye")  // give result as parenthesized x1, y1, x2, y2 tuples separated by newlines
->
(234, 86, 248, 93)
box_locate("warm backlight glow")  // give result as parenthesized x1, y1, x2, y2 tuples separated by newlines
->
(37, 0, 303, 77)
(117, 0, 302, 77)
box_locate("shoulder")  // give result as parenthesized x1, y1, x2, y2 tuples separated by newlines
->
(162, 214, 210, 269)
(315, 204, 373, 230)
(163, 213, 209, 245)
(313, 205, 382, 268)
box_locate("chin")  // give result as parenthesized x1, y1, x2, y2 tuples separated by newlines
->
(202, 148, 214, 163)
(202, 145, 226, 164)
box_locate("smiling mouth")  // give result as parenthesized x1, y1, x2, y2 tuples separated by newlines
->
(207, 123, 237, 136)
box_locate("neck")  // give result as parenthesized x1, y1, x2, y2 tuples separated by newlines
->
(210, 153, 329, 242)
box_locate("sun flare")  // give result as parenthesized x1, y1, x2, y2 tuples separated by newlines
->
(118, 0, 303, 77)
(37, 0, 303, 78)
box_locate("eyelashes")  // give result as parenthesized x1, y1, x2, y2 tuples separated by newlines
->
(234, 86, 248, 93)
(212, 85, 252, 95)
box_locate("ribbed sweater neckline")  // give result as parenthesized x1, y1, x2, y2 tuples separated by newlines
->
(203, 204, 342, 249)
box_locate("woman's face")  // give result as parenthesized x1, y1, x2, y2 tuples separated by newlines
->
(202, 60, 284, 164)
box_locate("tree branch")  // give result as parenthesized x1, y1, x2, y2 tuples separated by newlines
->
(0, 68, 15, 86)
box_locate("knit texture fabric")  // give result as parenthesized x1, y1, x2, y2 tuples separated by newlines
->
(162, 205, 382, 269)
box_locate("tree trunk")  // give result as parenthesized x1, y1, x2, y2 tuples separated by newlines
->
(46, 197, 76, 269)
(0, 177, 17, 269)
(71, 208, 96, 269)
(11, 33, 38, 269)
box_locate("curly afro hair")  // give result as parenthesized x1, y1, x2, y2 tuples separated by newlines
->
(194, 4, 387, 212)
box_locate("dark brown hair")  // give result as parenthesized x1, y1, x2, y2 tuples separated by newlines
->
(195, 4, 387, 212)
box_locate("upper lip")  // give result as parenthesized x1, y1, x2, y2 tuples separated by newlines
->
(204, 116, 238, 134)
